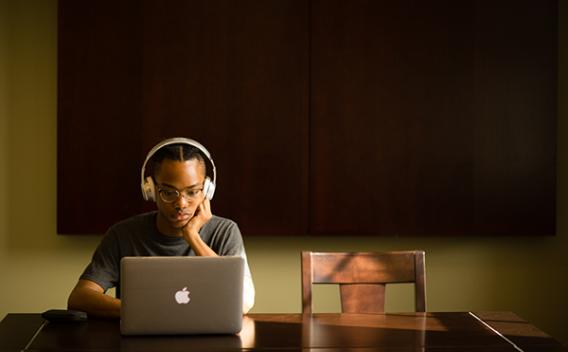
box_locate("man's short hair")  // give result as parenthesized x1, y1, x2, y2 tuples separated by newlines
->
(148, 143, 206, 178)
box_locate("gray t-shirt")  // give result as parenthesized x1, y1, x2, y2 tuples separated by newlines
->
(80, 211, 252, 298)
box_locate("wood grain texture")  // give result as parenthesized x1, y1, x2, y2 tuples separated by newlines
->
(3, 312, 566, 351)
(58, 0, 309, 234)
(309, 0, 557, 236)
(301, 251, 426, 313)
(58, 0, 557, 236)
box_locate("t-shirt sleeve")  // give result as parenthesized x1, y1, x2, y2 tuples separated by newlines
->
(79, 227, 121, 291)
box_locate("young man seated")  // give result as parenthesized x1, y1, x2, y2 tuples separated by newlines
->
(68, 138, 255, 318)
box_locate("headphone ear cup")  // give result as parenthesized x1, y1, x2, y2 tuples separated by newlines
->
(143, 176, 156, 202)
(203, 177, 215, 200)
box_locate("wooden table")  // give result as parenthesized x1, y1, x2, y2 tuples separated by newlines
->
(1, 312, 566, 351)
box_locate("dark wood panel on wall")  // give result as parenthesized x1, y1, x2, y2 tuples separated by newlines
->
(58, 0, 309, 234)
(310, 0, 557, 235)
(58, 1, 145, 235)
(59, 0, 556, 236)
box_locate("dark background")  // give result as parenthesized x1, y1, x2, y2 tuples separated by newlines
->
(57, 0, 557, 236)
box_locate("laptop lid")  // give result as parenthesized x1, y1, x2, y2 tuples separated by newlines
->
(120, 256, 244, 335)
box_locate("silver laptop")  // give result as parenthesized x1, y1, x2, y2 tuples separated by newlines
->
(120, 256, 244, 335)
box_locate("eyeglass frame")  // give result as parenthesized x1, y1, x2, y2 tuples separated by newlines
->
(156, 184, 205, 203)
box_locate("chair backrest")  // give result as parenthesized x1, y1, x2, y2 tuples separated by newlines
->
(301, 250, 426, 314)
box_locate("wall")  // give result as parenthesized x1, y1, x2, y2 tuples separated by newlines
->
(0, 0, 566, 345)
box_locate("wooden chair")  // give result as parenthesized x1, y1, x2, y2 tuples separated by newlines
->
(301, 251, 426, 314)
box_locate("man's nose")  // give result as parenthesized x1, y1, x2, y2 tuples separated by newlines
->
(174, 194, 189, 208)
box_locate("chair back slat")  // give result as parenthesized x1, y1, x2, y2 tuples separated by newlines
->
(310, 252, 416, 284)
(301, 250, 426, 314)
(340, 284, 386, 313)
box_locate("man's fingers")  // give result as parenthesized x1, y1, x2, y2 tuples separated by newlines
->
(201, 198, 212, 217)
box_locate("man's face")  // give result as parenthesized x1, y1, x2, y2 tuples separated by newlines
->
(154, 158, 206, 235)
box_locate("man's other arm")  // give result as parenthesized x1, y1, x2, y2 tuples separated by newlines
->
(243, 271, 255, 314)
(68, 279, 120, 319)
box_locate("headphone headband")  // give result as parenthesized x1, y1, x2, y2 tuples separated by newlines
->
(140, 137, 217, 201)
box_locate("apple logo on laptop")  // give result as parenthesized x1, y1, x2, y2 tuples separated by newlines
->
(174, 287, 191, 304)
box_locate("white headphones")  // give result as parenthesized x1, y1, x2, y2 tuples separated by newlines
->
(140, 137, 217, 202)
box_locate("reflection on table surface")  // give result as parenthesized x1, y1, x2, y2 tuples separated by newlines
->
(1, 312, 566, 352)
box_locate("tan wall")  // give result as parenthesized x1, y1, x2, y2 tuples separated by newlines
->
(1, 0, 567, 345)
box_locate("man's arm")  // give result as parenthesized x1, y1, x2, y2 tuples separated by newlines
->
(183, 199, 255, 313)
(67, 279, 121, 319)
(243, 270, 255, 314)
(182, 198, 217, 256)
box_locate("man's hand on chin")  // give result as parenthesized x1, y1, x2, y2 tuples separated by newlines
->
(182, 198, 213, 242)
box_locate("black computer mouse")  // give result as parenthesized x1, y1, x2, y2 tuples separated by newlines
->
(41, 309, 88, 323)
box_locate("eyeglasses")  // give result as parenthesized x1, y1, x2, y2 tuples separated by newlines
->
(157, 185, 204, 203)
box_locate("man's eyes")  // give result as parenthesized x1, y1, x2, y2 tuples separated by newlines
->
(162, 188, 201, 196)
(187, 189, 200, 195)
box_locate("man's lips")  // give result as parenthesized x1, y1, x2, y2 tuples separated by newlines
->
(173, 212, 191, 222)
